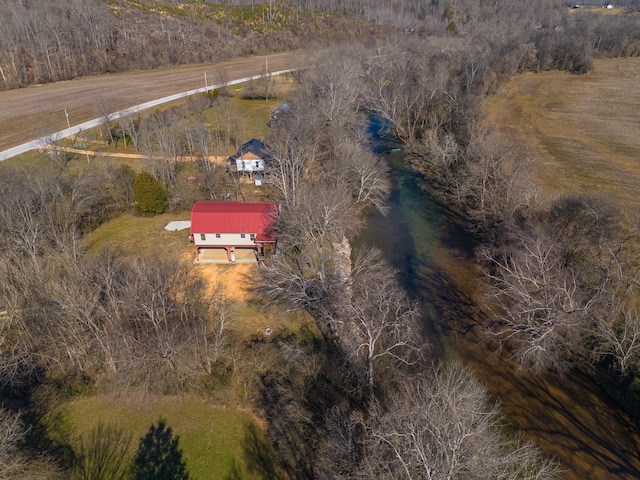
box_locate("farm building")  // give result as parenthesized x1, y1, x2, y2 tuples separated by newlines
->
(268, 102, 292, 128)
(189, 201, 279, 263)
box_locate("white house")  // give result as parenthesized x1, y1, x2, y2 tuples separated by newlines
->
(228, 139, 270, 185)
(235, 151, 265, 173)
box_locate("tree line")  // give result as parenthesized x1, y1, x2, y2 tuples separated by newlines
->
(242, 39, 564, 476)
(0, 0, 376, 90)
(4, 0, 638, 91)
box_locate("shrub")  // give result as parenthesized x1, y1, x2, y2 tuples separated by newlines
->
(133, 171, 168, 215)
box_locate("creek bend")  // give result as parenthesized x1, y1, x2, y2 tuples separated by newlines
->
(357, 148, 640, 479)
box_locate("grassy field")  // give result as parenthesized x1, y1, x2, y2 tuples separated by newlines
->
(85, 212, 192, 258)
(53, 394, 280, 480)
(483, 57, 640, 207)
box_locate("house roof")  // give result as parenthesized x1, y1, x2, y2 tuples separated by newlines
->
(270, 102, 292, 117)
(190, 201, 278, 242)
(228, 139, 270, 163)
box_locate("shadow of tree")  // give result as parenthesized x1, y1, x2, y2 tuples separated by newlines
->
(241, 422, 283, 480)
(427, 246, 640, 479)
(223, 457, 241, 480)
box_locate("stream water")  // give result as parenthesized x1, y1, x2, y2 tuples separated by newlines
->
(358, 134, 640, 479)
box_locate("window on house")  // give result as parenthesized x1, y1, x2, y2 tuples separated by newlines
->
(200, 234, 206, 241)
(250, 234, 256, 241)
(240, 233, 246, 239)
(215, 233, 221, 238)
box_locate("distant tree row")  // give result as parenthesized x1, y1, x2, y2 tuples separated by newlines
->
(3, 0, 638, 91)
(0, 0, 375, 90)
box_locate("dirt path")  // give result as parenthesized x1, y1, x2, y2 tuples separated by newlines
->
(0, 51, 305, 153)
(41, 144, 228, 163)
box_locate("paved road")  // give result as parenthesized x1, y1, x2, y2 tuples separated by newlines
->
(0, 51, 304, 160)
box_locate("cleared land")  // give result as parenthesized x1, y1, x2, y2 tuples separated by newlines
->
(0, 51, 304, 152)
(484, 57, 640, 207)
(57, 394, 279, 480)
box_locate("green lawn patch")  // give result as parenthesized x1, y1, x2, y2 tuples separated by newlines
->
(58, 395, 281, 480)
(85, 212, 192, 259)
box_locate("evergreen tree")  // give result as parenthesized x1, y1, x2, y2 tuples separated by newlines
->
(133, 171, 168, 215)
(131, 419, 190, 480)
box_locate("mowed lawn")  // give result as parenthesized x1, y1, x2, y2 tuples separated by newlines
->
(483, 57, 640, 207)
(57, 394, 280, 480)
(85, 212, 193, 259)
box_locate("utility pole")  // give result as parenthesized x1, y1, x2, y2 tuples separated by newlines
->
(204, 72, 208, 91)
(64, 109, 72, 141)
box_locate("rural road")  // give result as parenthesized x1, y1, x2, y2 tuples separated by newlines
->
(0, 51, 305, 160)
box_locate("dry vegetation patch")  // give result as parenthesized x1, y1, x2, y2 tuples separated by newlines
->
(484, 57, 640, 206)
(0, 52, 303, 153)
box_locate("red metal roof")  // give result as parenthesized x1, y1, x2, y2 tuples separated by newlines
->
(190, 201, 278, 242)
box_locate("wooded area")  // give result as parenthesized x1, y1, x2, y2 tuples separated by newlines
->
(1, 0, 640, 478)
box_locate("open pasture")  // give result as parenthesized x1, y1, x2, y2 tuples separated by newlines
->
(484, 57, 640, 208)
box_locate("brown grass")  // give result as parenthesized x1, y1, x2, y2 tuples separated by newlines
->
(0, 51, 305, 153)
(483, 57, 640, 207)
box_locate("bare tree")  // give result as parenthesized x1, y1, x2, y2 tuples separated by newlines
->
(338, 247, 424, 401)
(459, 129, 535, 236)
(138, 112, 183, 189)
(118, 112, 142, 152)
(593, 308, 640, 375)
(96, 101, 116, 145)
(0, 408, 30, 479)
(297, 48, 364, 130)
(256, 179, 361, 330)
(362, 41, 458, 143)
(354, 363, 561, 480)
(478, 230, 593, 374)
(266, 128, 318, 209)
(196, 282, 237, 375)
(331, 136, 392, 215)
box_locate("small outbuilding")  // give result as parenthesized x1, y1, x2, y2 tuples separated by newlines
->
(268, 102, 292, 128)
(189, 201, 279, 263)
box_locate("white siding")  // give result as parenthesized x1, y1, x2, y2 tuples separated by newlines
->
(236, 159, 265, 172)
(194, 233, 256, 247)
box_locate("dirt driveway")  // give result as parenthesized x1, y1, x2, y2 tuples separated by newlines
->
(0, 51, 305, 152)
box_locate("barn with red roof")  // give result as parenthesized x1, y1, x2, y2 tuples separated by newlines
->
(190, 201, 279, 263)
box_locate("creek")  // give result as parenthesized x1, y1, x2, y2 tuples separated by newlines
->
(358, 139, 640, 479)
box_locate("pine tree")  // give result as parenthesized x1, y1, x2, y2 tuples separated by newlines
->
(131, 419, 190, 480)
(133, 171, 168, 215)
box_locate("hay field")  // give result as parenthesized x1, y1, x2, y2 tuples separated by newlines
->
(484, 57, 640, 207)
